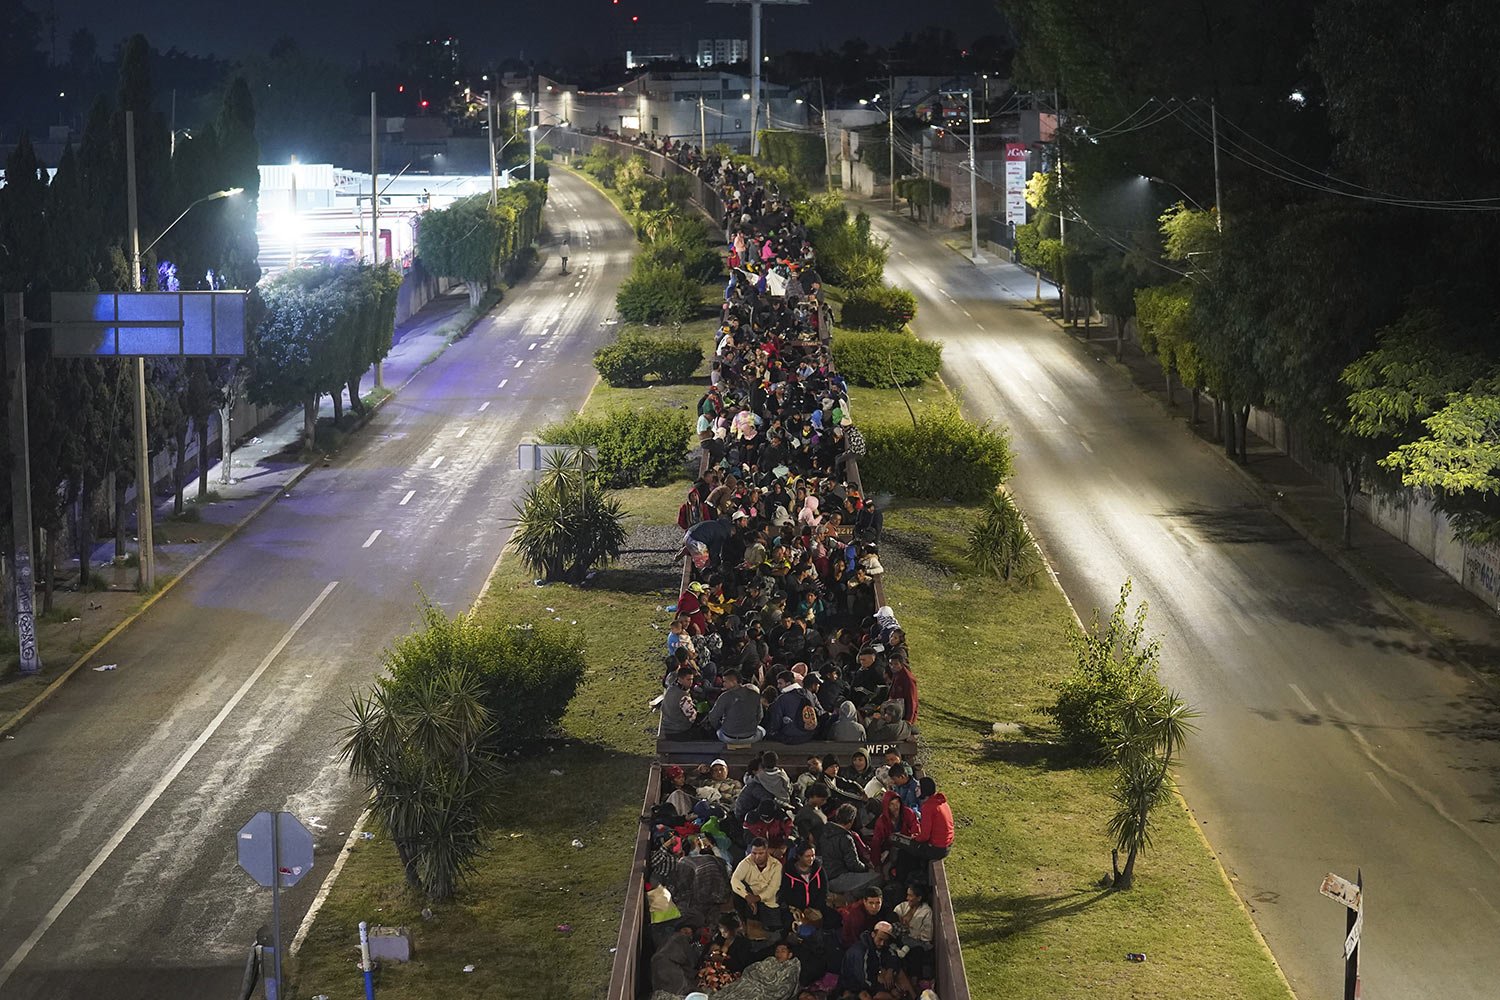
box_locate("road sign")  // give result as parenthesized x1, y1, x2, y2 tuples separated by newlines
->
(1321, 872, 1362, 911)
(1344, 903, 1364, 960)
(237, 811, 316, 888)
(517, 443, 597, 472)
(50, 291, 247, 357)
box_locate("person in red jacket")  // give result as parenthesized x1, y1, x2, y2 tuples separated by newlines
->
(894, 776, 953, 881)
(887, 652, 918, 725)
(870, 790, 919, 876)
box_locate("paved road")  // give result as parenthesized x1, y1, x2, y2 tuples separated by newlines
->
(869, 210, 1500, 999)
(0, 169, 633, 1000)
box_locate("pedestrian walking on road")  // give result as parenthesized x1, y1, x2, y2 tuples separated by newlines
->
(560, 238, 570, 273)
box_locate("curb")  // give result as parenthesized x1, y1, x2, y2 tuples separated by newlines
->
(0, 291, 511, 741)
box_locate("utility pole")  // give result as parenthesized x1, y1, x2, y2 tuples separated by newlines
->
(371, 91, 383, 388)
(967, 86, 980, 262)
(529, 73, 537, 182)
(888, 72, 896, 208)
(749, 0, 761, 154)
(700, 94, 707, 151)
(288, 159, 299, 268)
(1053, 88, 1067, 322)
(488, 90, 497, 206)
(818, 77, 834, 192)
(4, 294, 40, 675)
(1211, 99, 1224, 232)
(125, 110, 155, 593)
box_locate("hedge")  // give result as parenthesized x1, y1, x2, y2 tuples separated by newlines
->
(542, 408, 692, 486)
(838, 284, 918, 332)
(859, 407, 1013, 501)
(639, 237, 722, 284)
(593, 331, 704, 386)
(830, 331, 943, 387)
(616, 264, 703, 324)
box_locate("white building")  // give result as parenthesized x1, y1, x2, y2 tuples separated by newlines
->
(541, 71, 806, 149)
(696, 38, 749, 67)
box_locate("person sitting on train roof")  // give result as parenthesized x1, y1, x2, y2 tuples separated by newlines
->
(705, 669, 765, 745)
(892, 776, 955, 883)
(864, 703, 913, 745)
(819, 802, 880, 897)
(730, 837, 786, 933)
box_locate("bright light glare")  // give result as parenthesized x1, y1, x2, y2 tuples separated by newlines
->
(1289, 90, 1306, 106)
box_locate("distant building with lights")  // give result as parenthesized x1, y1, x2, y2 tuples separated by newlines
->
(696, 38, 749, 67)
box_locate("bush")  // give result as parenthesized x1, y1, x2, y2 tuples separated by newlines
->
(639, 236, 722, 283)
(831, 331, 942, 387)
(382, 600, 587, 749)
(813, 208, 889, 288)
(592, 331, 704, 386)
(616, 265, 703, 324)
(543, 407, 692, 486)
(1047, 580, 1166, 762)
(509, 455, 631, 581)
(967, 489, 1042, 584)
(860, 406, 1012, 500)
(838, 284, 918, 332)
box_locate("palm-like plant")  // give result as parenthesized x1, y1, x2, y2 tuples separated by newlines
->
(509, 451, 628, 583)
(967, 488, 1043, 584)
(1107, 688, 1199, 890)
(341, 668, 503, 901)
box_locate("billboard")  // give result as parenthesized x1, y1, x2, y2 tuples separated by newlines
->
(50, 292, 247, 357)
(1005, 143, 1030, 226)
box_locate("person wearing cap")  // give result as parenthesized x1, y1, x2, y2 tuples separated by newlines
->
(696, 757, 744, 804)
(704, 668, 765, 745)
(839, 920, 903, 995)
(677, 582, 710, 635)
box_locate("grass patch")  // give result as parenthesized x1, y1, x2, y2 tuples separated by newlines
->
(881, 499, 1290, 1000)
(289, 487, 678, 1000)
(167, 506, 202, 523)
(584, 315, 718, 422)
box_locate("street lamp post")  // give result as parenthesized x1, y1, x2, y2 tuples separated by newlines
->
(125, 109, 243, 592)
(967, 87, 980, 263)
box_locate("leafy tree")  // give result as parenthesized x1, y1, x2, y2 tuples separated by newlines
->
(1048, 579, 1165, 762)
(247, 266, 345, 449)
(509, 453, 629, 583)
(418, 196, 503, 307)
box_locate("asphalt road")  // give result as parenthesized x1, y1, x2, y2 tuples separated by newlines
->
(869, 209, 1500, 999)
(0, 169, 634, 1000)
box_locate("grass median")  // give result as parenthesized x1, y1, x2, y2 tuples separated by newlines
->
(882, 499, 1291, 1000)
(287, 489, 679, 1000)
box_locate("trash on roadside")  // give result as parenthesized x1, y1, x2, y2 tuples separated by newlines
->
(92, 663, 118, 672)
(509, 832, 525, 838)
(1126, 953, 1147, 962)
(571, 838, 585, 849)
(534, 579, 547, 587)
(545, 607, 557, 613)
(555, 924, 573, 933)
(550, 769, 564, 776)
(463, 964, 476, 973)
(360, 831, 375, 840)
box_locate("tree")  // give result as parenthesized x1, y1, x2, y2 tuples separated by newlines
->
(508, 452, 629, 584)
(1107, 685, 1196, 890)
(247, 266, 345, 449)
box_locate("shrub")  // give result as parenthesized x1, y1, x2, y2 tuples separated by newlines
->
(1047, 580, 1166, 762)
(639, 236, 722, 283)
(860, 406, 1012, 500)
(543, 408, 692, 486)
(509, 454, 631, 581)
(592, 331, 704, 386)
(814, 209, 889, 288)
(831, 331, 942, 387)
(967, 489, 1043, 584)
(839, 284, 918, 332)
(616, 265, 703, 324)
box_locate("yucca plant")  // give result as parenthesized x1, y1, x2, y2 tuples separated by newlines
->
(1107, 687, 1199, 890)
(509, 451, 629, 583)
(967, 488, 1042, 584)
(341, 666, 502, 901)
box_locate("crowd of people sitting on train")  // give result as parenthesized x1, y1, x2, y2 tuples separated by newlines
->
(645, 749, 954, 1000)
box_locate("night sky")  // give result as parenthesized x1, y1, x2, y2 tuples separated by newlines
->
(48, 0, 1009, 64)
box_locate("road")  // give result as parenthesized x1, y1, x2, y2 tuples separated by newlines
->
(869, 209, 1500, 999)
(0, 169, 633, 1000)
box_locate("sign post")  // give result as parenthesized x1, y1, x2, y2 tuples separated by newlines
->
(238, 811, 316, 1000)
(1320, 869, 1363, 1000)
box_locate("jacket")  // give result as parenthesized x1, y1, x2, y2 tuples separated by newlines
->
(767, 686, 820, 744)
(914, 791, 955, 848)
(827, 699, 867, 741)
(704, 683, 763, 740)
(893, 900, 934, 946)
(840, 930, 897, 991)
(818, 821, 871, 881)
(871, 790, 920, 863)
(659, 679, 698, 736)
(888, 668, 919, 724)
(730, 855, 783, 907)
(779, 859, 828, 912)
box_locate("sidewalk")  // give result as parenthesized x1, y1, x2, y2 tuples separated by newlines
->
(0, 289, 477, 729)
(1042, 298, 1500, 682)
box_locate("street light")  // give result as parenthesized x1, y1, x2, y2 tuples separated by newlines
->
(138, 189, 244, 260)
(1144, 175, 1207, 212)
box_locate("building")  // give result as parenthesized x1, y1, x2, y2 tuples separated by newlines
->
(696, 38, 749, 67)
(624, 25, 686, 69)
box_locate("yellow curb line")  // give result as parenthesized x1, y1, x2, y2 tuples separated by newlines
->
(0, 460, 319, 740)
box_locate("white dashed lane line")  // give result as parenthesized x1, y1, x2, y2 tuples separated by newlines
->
(456, 427, 468, 438)
(431, 456, 445, 470)
(399, 490, 415, 506)
(479, 401, 491, 411)
(529, 342, 538, 351)
(497, 379, 509, 389)
(514, 359, 524, 368)
(362, 529, 382, 549)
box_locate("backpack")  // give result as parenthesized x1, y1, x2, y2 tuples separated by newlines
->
(846, 425, 867, 457)
(799, 695, 820, 733)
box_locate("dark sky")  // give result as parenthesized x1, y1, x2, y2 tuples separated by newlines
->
(50, 0, 1009, 65)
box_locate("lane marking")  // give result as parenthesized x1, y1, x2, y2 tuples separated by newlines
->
(362, 529, 382, 549)
(455, 427, 468, 439)
(514, 359, 524, 368)
(431, 456, 445, 470)
(1078, 439, 1093, 453)
(1366, 771, 1397, 805)
(528, 342, 537, 351)
(975, 323, 985, 331)
(478, 401, 491, 412)
(497, 379, 508, 389)
(399, 490, 415, 506)
(961, 309, 972, 319)
(1019, 370, 1032, 382)
(1288, 683, 1318, 713)
(574, 281, 582, 288)
(0, 581, 340, 990)
(1056, 414, 1070, 426)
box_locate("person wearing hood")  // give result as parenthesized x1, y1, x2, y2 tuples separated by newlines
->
(894, 776, 955, 881)
(864, 701, 913, 744)
(651, 924, 702, 995)
(818, 802, 880, 895)
(778, 842, 828, 914)
(797, 495, 822, 528)
(828, 699, 867, 741)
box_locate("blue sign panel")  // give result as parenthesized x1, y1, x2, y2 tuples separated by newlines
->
(50, 291, 248, 357)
